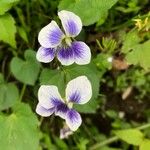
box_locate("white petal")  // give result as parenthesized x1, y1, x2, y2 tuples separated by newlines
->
(38, 21, 64, 48)
(57, 46, 74, 66)
(58, 10, 82, 37)
(36, 46, 55, 63)
(72, 41, 91, 65)
(36, 103, 54, 117)
(66, 76, 92, 104)
(38, 85, 62, 109)
(66, 109, 82, 131)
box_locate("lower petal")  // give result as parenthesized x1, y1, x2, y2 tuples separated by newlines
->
(72, 41, 91, 65)
(36, 103, 55, 117)
(57, 46, 74, 66)
(55, 101, 69, 119)
(65, 109, 82, 131)
(36, 46, 55, 63)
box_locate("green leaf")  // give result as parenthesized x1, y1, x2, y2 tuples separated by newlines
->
(140, 139, 150, 150)
(126, 40, 150, 70)
(0, 0, 19, 15)
(10, 49, 40, 85)
(101, 147, 122, 150)
(64, 63, 101, 113)
(39, 68, 65, 96)
(121, 30, 140, 53)
(0, 103, 40, 150)
(0, 73, 19, 110)
(0, 13, 16, 48)
(17, 26, 28, 43)
(0, 73, 4, 83)
(114, 129, 144, 146)
(0, 82, 19, 111)
(53, 136, 68, 150)
(58, 0, 118, 26)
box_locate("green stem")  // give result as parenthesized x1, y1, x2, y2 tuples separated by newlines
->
(19, 84, 26, 101)
(89, 123, 150, 150)
(137, 123, 150, 130)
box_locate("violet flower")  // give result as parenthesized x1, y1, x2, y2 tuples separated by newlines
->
(36, 76, 92, 131)
(36, 10, 91, 66)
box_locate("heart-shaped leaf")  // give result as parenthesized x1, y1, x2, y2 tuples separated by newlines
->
(10, 49, 40, 85)
(0, 103, 40, 150)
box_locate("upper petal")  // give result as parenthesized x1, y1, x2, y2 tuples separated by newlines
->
(66, 76, 92, 104)
(38, 21, 64, 48)
(38, 85, 63, 109)
(58, 10, 82, 37)
(36, 103, 55, 117)
(57, 46, 74, 66)
(72, 41, 91, 65)
(65, 109, 82, 131)
(36, 46, 55, 63)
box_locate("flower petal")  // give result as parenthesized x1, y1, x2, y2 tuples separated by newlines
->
(66, 76, 92, 104)
(57, 46, 74, 66)
(38, 21, 64, 48)
(58, 10, 82, 37)
(38, 85, 63, 109)
(36, 46, 55, 63)
(72, 41, 91, 65)
(36, 103, 55, 117)
(66, 109, 82, 131)
(55, 101, 69, 119)
(60, 127, 73, 139)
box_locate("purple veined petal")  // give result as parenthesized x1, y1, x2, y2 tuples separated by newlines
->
(57, 46, 74, 66)
(55, 101, 69, 119)
(36, 103, 55, 117)
(65, 109, 82, 131)
(58, 10, 82, 37)
(36, 46, 55, 63)
(38, 85, 63, 109)
(72, 41, 91, 65)
(66, 76, 92, 104)
(38, 21, 64, 48)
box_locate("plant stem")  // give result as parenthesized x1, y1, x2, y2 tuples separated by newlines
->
(19, 84, 26, 101)
(89, 123, 150, 150)
(137, 123, 150, 130)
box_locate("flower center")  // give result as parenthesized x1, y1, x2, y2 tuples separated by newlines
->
(62, 36, 72, 47)
(63, 98, 73, 109)
(67, 102, 73, 109)
(65, 37, 72, 46)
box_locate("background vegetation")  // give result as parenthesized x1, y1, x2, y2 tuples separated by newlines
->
(0, 0, 150, 150)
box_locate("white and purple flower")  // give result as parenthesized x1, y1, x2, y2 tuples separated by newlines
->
(36, 76, 92, 131)
(36, 10, 91, 66)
